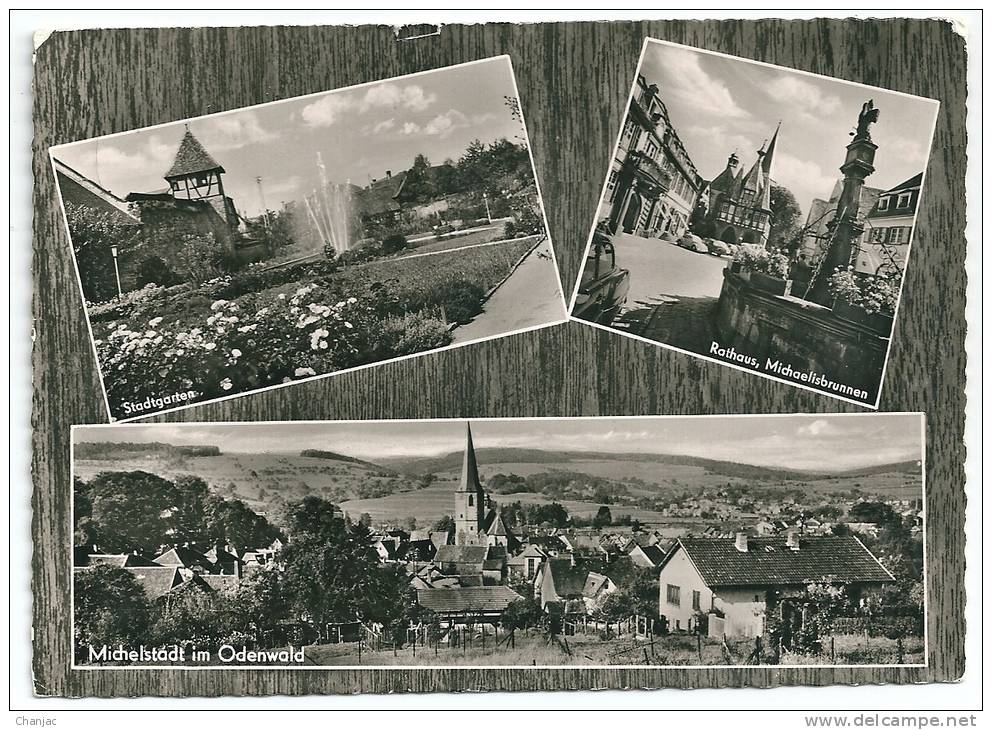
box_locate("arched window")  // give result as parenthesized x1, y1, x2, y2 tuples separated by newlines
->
(468, 494, 474, 506)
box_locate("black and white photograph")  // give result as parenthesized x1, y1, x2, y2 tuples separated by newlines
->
(570, 40, 939, 408)
(51, 56, 566, 422)
(72, 414, 925, 669)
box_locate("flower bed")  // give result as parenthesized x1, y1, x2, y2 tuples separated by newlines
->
(90, 239, 537, 418)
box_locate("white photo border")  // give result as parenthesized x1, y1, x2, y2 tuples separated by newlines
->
(566, 38, 942, 411)
(70, 411, 928, 671)
(49, 55, 568, 424)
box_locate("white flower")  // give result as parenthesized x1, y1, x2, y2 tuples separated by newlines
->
(277, 293, 286, 300)
(148, 317, 163, 327)
(294, 367, 316, 377)
(220, 377, 233, 390)
(210, 300, 229, 311)
(231, 348, 242, 358)
(204, 342, 217, 351)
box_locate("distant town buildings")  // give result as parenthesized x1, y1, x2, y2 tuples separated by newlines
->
(602, 74, 703, 240)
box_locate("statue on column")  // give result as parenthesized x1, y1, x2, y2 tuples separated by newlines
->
(855, 99, 880, 141)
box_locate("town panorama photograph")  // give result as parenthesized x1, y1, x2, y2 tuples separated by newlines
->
(73, 414, 925, 668)
(51, 56, 566, 422)
(570, 40, 939, 408)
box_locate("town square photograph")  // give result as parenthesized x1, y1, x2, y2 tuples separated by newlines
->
(51, 56, 566, 421)
(570, 40, 939, 407)
(72, 414, 925, 668)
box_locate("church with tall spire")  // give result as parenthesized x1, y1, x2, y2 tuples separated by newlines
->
(453, 423, 517, 549)
(702, 123, 779, 247)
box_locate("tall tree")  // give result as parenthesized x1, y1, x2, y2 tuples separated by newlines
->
(277, 497, 404, 626)
(86, 471, 179, 554)
(768, 184, 802, 253)
(74, 565, 152, 650)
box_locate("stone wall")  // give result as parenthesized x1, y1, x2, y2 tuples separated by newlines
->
(715, 271, 888, 404)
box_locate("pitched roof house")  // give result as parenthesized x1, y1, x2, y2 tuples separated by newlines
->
(657, 533, 894, 638)
(416, 586, 521, 623)
(54, 159, 141, 226)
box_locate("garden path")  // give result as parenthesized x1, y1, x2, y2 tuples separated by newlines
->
(451, 238, 566, 343)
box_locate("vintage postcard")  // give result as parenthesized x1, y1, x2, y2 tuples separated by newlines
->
(569, 40, 939, 408)
(51, 56, 566, 422)
(72, 413, 926, 669)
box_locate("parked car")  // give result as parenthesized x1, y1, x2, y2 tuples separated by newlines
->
(677, 232, 708, 253)
(704, 237, 732, 256)
(573, 229, 631, 325)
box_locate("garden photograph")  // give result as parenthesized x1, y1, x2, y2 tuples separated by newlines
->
(51, 57, 566, 421)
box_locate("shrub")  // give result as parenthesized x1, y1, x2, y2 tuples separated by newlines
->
(136, 255, 181, 288)
(428, 279, 487, 323)
(64, 203, 142, 303)
(381, 311, 451, 356)
(381, 233, 409, 255)
(733, 246, 789, 277)
(859, 274, 900, 315)
(828, 268, 863, 306)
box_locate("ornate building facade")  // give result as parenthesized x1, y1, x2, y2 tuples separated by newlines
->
(601, 75, 702, 240)
(704, 124, 779, 246)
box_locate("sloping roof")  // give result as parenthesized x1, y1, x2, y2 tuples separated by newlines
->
(165, 129, 224, 178)
(416, 586, 521, 614)
(546, 558, 592, 597)
(430, 531, 452, 550)
(125, 566, 183, 600)
(435, 545, 488, 565)
(582, 571, 613, 598)
(54, 159, 141, 226)
(83, 553, 160, 568)
(883, 173, 923, 194)
(636, 543, 666, 566)
(153, 546, 214, 572)
(670, 536, 894, 588)
(354, 172, 406, 217)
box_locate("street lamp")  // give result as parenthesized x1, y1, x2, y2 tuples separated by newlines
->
(482, 192, 492, 224)
(109, 245, 123, 301)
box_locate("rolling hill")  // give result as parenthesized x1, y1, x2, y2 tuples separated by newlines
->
(73, 441, 922, 528)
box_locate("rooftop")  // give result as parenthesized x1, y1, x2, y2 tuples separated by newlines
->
(670, 536, 894, 587)
(416, 586, 521, 614)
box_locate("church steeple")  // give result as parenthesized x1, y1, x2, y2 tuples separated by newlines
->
(454, 423, 486, 545)
(762, 121, 780, 177)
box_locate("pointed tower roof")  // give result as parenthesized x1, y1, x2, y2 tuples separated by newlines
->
(740, 140, 767, 194)
(762, 122, 780, 177)
(709, 152, 740, 192)
(165, 128, 224, 179)
(458, 423, 483, 495)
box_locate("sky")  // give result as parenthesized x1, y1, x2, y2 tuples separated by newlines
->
(51, 57, 528, 218)
(74, 414, 924, 473)
(638, 41, 939, 218)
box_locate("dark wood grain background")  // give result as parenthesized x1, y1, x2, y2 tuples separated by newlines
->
(31, 19, 968, 696)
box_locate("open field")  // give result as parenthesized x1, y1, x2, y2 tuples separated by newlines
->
(75, 440, 922, 528)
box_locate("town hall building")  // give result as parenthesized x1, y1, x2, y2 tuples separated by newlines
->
(702, 124, 780, 246)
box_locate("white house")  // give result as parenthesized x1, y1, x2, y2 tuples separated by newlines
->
(657, 532, 894, 638)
